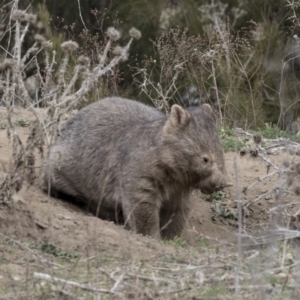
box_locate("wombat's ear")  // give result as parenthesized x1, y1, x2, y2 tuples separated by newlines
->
(164, 104, 191, 134)
(201, 103, 213, 115)
(201, 103, 216, 124)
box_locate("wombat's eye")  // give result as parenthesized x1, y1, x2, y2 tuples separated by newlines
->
(203, 156, 209, 163)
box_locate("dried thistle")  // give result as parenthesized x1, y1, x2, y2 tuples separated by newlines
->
(77, 65, 88, 73)
(77, 55, 90, 66)
(61, 41, 79, 53)
(0, 15, 138, 203)
(250, 149, 258, 158)
(106, 27, 120, 41)
(34, 34, 46, 44)
(240, 148, 247, 156)
(129, 27, 142, 40)
(24, 13, 37, 24)
(11, 10, 26, 21)
(112, 46, 129, 61)
(0, 59, 14, 71)
(253, 134, 262, 144)
(42, 41, 52, 49)
(113, 46, 124, 56)
(120, 52, 129, 62)
(36, 21, 44, 30)
(11, 10, 37, 24)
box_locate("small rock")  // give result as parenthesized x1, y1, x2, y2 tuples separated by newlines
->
(277, 272, 288, 279)
(58, 214, 72, 220)
(35, 220, 48, 230)
(13, 276, 21, 281)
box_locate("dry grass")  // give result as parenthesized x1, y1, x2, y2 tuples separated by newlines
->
(0, 229, 300, 299)
(133, 1, 300, 130)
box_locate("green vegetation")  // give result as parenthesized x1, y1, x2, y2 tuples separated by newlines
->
(38, 239, 79, 262)
(259, 123, 292, 139)
(218, 123, 300, 153)
(13, 119, 30, 127)
(200, 283, 227, 299)
(257, 123, 300, 143)
(203, 191, 226, 202)
(0, 121, 6, 129)
(196, 236, 209, 248)
(218, 127, 246, 152)
(163, 236, 187, 248)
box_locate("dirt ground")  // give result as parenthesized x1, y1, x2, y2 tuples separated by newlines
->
(0, 106, 300, 299)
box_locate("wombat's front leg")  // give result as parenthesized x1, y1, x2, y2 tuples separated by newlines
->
(122, 201, 161, 239)
(160, 208, 189, 240)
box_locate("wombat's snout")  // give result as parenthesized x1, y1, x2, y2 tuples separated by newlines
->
(200, 181, 226, 194)
(197, 173, 227, 195)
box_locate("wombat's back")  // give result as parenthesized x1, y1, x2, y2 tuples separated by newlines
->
(59, 97, 163, 139)
(43, 97, 165, 210)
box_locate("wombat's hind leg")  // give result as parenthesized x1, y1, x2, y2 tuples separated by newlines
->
(41, 166, 81, 201)
(39, 169, 50, 193)
(123, 202, 161, 239)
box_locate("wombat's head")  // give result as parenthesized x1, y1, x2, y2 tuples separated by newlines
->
(161, 103, 227, 194)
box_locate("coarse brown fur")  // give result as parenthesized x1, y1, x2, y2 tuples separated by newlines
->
(41, 97, 227, 239)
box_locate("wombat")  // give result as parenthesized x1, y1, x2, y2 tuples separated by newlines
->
(41, 97, 227, 239)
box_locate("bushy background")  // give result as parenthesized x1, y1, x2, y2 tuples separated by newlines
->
(2, 0, 300, 130)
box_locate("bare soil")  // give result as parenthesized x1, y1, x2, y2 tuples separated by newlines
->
(0, 107, 300, 299)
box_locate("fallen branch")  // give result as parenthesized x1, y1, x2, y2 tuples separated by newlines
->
(33, 272, 114, 295)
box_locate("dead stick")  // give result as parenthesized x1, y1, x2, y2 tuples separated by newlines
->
(33, 272, 113, 294)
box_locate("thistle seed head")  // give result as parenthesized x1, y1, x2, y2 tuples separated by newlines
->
(24, 13, 37, 24)
(106, 27, 121, 41)
(129, 27, 141, 40)
(11, 10, 26, 21)
(0, 59, 14, 71)
(42, 41, 53, 49)
(113, 46, 124, 56)
(34, 34, 46, 44)
(11, 10, 37, 24)
(61, 41, 79, 53)
(77, 55, 90, 66)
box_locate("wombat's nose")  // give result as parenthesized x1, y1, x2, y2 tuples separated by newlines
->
(213, 183, 225, 192)
(217, 180, 228, 191)
(201, 178, 227, 194)
(218, 178, 228, 190)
